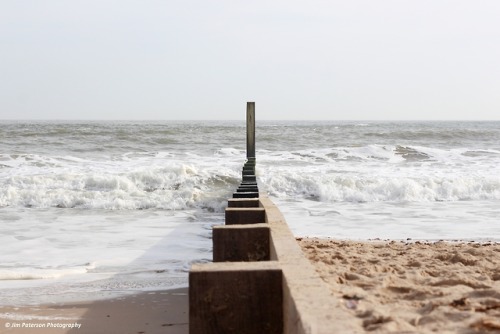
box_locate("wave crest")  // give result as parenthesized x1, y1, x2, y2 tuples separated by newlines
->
(0, 163, 240, 211)
(261, 172, 500, 203)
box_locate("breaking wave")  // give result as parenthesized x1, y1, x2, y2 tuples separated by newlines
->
(261, 172, 500, 203)
(0, 159, 240, 212)
(257, 144, 500, 203)
(2, 131, 500, 209)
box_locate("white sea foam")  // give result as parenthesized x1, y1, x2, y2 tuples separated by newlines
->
(0, 159, 240, 211)
(0, 208, 217, 305)
(0, 265, 93, 281)
(257, 143, 500, 203)
(261, 172, 500, 202)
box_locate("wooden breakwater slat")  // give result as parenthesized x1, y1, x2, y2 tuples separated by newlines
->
(232, 192, 259, 199)
(225, 207, 265, 225)
(227, 198, 260, 208)
(213, 224, 270, 262)
(190, 261, 283, 334)
(236, 187, 259, 193)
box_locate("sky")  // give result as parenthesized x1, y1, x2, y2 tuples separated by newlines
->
(1, 1, 499, 121)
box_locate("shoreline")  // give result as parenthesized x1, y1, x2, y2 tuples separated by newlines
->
(0, 287, 188, 334)
(298, 238, 500, 333)
(2, 239, 499, 334)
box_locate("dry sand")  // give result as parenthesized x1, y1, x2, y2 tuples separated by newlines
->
(298, 238, 500, 333)
(0, 287, 188, 334)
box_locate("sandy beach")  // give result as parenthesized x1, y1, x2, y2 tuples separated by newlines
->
(298, 238, 500, 333)
(0, 288, 188, 334)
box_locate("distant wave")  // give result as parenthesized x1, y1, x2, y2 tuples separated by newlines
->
(258, 144, 500, 164)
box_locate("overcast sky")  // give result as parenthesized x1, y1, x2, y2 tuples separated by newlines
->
(1, 1, 499, 120)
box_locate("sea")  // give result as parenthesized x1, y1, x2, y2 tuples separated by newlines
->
(1, 120, 499, 306)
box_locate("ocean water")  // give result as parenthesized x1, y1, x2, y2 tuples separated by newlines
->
(1, 120, 499, 305)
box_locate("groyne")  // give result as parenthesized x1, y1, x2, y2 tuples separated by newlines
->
(188, 103, 358, 333)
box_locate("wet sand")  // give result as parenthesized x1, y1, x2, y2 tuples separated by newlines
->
(0, 287, 188, 334)
(298, 238, 500, 333)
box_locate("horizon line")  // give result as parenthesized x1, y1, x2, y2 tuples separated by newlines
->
(1, 118, 500, 122)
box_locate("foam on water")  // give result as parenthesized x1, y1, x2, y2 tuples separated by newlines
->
(0, 154, 240, 211)
(0, 208, 218, 305)
(275, 198, 500, 241)
(258, 144, 500, 203)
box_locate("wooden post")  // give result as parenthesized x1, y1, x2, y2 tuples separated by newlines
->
(189, 262, 283, 334)
(227, 198, 260, 207)
(225, 207, 266, 225)
(246, 102, 255, 159)
(233, 102, 259, 199)
(213, 224, 270, 262)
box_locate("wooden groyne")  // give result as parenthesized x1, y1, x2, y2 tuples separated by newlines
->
(189, 103, 358, 333)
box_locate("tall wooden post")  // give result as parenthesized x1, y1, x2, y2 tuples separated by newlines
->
(233, 102, 258, 198)
(246, 102, 255, 159)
